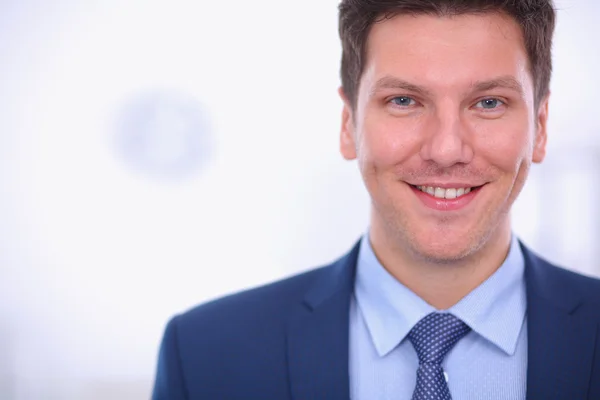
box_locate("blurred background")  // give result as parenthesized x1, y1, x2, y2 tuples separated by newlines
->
(0, 0, 598, 398)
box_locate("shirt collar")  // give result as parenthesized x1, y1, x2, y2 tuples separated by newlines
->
(354, 233, 526, 357)
(449, 234, 526, 355)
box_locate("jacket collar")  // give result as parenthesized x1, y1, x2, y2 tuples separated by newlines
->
(286, 240, 359, 400)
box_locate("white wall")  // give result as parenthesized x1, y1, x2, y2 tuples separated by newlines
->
(1, 1, 598, 398)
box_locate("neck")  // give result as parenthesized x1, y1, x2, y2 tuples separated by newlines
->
(369, 220, 512, 310)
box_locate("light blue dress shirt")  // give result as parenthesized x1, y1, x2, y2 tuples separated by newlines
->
(349, 233, 528, 400)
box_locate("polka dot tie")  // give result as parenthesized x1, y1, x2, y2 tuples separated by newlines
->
(408, 312, 471, 400)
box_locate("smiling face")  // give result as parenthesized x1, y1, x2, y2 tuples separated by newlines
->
(340, 12, 549, 264)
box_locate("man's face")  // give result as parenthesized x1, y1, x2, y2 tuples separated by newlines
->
(340, 12, 548, 263)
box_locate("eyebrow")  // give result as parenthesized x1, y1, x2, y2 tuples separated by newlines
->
(370, 76, 432, 98)
(472, 76, 524, 97)
(370, 75, 525, 98)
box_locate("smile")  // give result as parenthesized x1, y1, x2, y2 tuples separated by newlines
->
(409, 184, 485, 211)
(414, 186, 475, 200)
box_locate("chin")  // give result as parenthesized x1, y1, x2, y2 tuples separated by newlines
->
(412, 244, 472, 264)
(408, 229, 482, 264)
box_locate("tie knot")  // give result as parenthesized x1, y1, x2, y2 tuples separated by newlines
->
(408, 312, 471, 365)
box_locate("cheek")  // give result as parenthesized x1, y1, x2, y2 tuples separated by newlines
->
(357, 114, 421, 169)
(473, 122, 533, 173)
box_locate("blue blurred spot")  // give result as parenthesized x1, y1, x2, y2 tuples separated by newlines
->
(115, 90, 212, 180)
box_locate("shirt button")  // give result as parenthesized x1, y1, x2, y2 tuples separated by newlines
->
(444, 371, 449, 382)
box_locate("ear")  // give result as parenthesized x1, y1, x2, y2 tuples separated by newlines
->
(532, 94, 549, 164)
(339, 87, 357, 160)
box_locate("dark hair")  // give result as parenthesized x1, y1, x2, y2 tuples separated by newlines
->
(338, 0, 556, 109)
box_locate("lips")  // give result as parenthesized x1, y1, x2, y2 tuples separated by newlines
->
(409, 184, 484, 211)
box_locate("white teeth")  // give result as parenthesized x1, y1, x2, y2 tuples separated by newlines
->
(416, 186, 474, 199)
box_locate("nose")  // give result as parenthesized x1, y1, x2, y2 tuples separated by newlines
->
(419, 110, 474, 167)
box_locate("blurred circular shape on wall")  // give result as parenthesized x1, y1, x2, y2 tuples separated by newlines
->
(114, 90, 213, 181)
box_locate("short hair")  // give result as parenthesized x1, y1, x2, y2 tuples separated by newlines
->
(338, 0, 556, 109)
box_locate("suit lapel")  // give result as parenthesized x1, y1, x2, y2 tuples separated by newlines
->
(286, 241, 360, 400)
(523, 243, 598, 400)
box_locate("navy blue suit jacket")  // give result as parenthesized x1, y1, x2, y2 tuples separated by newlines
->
(152, 241, 600, 399)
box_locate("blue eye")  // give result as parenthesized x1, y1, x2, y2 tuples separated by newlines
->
(391, 96, 416, 107)
(476, 98, 504, 109)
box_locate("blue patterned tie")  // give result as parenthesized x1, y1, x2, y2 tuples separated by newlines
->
(408, 312, 471, 400)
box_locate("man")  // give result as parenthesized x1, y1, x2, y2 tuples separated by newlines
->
(152, 1, 600, 399)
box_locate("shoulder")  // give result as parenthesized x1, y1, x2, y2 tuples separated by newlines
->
(546, 262, 600, 307)
(152, 263, 344, 398)
(173, 239, 362, 337)
(153, 242, 360, 397)
(158, 264, 338, 396)
(547, 262, 600, 292)
(176, 265, 329, 335)
(522, 243, 600, 309)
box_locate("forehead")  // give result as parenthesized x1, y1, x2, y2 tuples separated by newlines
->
(361, 12, 532, 95)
